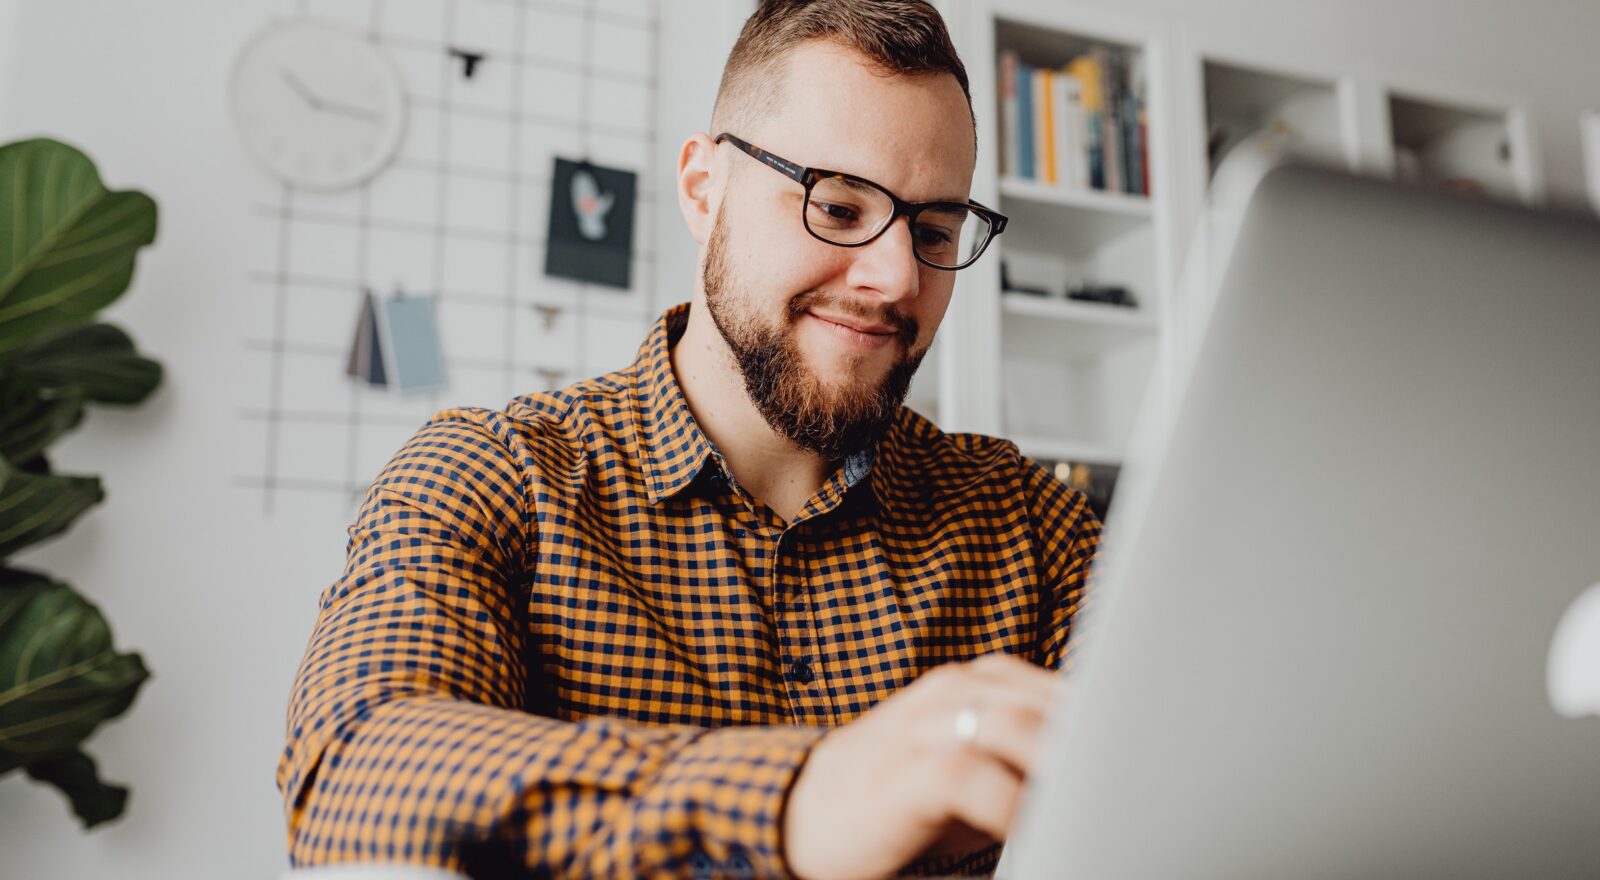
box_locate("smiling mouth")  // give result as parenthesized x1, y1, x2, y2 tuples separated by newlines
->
(807, 311, 895, 336)
(803, 311, 903, 354)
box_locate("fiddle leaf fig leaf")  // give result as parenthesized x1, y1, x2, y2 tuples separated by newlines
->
(24, 748, 129, 828)
(0, 578, 149, 787)
(0, 454, 104, 559)
(0, 138, 158, 355)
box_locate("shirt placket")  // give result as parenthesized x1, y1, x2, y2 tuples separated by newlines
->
(772, 524, 830, 725)
(715, 453, 850, 727)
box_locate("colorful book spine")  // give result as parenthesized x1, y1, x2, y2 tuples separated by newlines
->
(1096, 47, 1123, 193)
(1132, 56, 1151, 196)
(1139, 107, 1150, 195)
(999, 50, 1019, 178)
(1066, 55, 1104, 191)
(1037, 68, 1057, 184)
(996, 44, 1150, 196)
(1053, 70, 1083, 189)
(1017, 61, 1035, 180)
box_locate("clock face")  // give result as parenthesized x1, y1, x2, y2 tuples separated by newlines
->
(228, 19, 407, 190)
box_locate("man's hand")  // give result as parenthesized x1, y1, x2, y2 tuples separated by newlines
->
(782, 653, 1064, 880)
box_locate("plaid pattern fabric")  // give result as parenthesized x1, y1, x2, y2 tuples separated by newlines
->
(278, 302, 1102, 878)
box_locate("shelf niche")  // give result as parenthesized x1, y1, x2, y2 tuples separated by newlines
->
(1388, 92, 1519, 201)
(1203, 58, 1349, 179)
(989, 12, 1162, 467)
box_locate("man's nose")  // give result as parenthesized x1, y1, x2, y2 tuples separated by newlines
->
(845, 215, 922, 305)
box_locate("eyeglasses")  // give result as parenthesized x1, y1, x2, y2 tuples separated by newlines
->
(713, 132, 1007, 271)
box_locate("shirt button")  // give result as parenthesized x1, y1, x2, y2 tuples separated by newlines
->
(787, 658, 815, 684)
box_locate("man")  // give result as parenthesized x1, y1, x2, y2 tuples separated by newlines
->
(278, 1, 1102, 877)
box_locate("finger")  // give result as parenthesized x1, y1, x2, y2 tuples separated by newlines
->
(942, 752, 1028, 842)
(966, 652, 1062, 704)
(908, 654, 1058, 722)
(961, 698, 1049, 777)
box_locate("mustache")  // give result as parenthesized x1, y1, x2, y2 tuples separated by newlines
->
(785, 290, 920, 348)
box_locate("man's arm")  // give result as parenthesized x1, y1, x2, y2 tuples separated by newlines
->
(277, 410, 825, 876)
(776, 459, 1102, 880)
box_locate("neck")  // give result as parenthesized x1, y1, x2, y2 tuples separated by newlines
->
(670, 303, 831, 521)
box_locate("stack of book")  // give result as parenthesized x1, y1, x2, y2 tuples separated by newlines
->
(998, 46, 1149, 196)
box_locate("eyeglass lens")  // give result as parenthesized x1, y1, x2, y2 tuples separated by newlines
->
(805, 176, 991, 268)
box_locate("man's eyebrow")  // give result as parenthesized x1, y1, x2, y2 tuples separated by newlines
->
(838, 176, 968, 204)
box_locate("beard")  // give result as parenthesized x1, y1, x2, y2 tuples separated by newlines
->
(699, 207, 928, 461)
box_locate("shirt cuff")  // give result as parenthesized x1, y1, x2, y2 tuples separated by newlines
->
(628, 723, 829, 878)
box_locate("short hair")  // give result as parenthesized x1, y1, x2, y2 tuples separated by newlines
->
(711, 0, 975, 144)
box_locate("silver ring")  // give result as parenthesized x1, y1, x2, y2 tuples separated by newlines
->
(953, 705, 981, 747)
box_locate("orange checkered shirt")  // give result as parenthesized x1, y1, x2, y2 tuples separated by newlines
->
(278, 302, 1102, 877)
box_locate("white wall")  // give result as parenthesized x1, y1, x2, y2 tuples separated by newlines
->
(0, 2, 1596, 880)
(0, 3, 339, 878)
(653, 0, 752, 303)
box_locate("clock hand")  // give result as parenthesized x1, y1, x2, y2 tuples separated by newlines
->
(279, 68, 324, 110)
(316, 97, 384, 124)
(279, 68, 382, 123)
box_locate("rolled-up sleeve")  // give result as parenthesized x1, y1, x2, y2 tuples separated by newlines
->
(276, 410, 826, 875)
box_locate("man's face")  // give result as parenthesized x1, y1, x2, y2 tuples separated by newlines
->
(700, 40, 977, 459)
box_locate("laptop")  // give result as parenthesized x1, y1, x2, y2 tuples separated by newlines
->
(1003, 163, 1600, 879)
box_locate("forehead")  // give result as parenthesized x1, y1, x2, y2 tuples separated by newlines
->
(748, 39, 976, 202)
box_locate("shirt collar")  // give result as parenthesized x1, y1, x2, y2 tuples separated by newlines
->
(632, 303, 883, 508)
(635, 303, 716, 504)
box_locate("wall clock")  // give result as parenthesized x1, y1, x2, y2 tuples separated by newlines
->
(228, 19, 407, 190)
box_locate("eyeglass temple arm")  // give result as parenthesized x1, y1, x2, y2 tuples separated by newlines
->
(714, 132, 808, 184)
(968, 198, 1007, 234)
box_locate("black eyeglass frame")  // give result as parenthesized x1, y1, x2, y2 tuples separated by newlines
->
(713, 132, 1008, 271)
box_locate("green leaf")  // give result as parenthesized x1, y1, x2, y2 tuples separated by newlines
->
(14, 452, 50, 475)
(0, 454, 103, 559)
(0, 579, 148, 779)
(0, 138, 158, 356)
(9, 322, 162, 406)
(0, 566, 53, 590)
(24, 748, 129, 827)
(0, 368, 85, 464)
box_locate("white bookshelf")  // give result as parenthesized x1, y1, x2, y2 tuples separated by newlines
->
(947, 4, 1548, 512)
(942, 0, 1176, 485)
(1000, 293, 1157, 359)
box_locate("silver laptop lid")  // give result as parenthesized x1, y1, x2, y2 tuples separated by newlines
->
(1011, 164, 1600, 879)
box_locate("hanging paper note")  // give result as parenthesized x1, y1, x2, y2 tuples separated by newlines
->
(345, 287, 446, 394)
(545, 157, 636, 290)
(345, 288, 386, 386)
(375, 292, 447, 394)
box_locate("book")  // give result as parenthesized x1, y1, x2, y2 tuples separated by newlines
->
(1066, 54, 1105, 190)
(1017, 60, 1035, 179)
(996, 43, 1150, 195)
(1096, 47, 1123, 193)
(1053, 70, 1087, 189)
(999, 50, 1019, 178)
(1037, 67, 1057, 184)
(1122, 53, 1146, 195)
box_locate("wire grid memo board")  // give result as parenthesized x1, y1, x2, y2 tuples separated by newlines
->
(236, 0, 663, 517)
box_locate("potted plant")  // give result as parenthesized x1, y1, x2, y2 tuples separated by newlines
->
(0, 137, 163, 827)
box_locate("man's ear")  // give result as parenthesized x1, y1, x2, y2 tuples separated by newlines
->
(676, 132, 720, 247)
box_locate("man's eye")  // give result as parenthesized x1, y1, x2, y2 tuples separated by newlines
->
(914, 225, 953, 246)
(809, 199, 860, 223)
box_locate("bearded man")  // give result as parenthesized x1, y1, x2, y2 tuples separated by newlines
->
(279, 2, 1102, 877)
